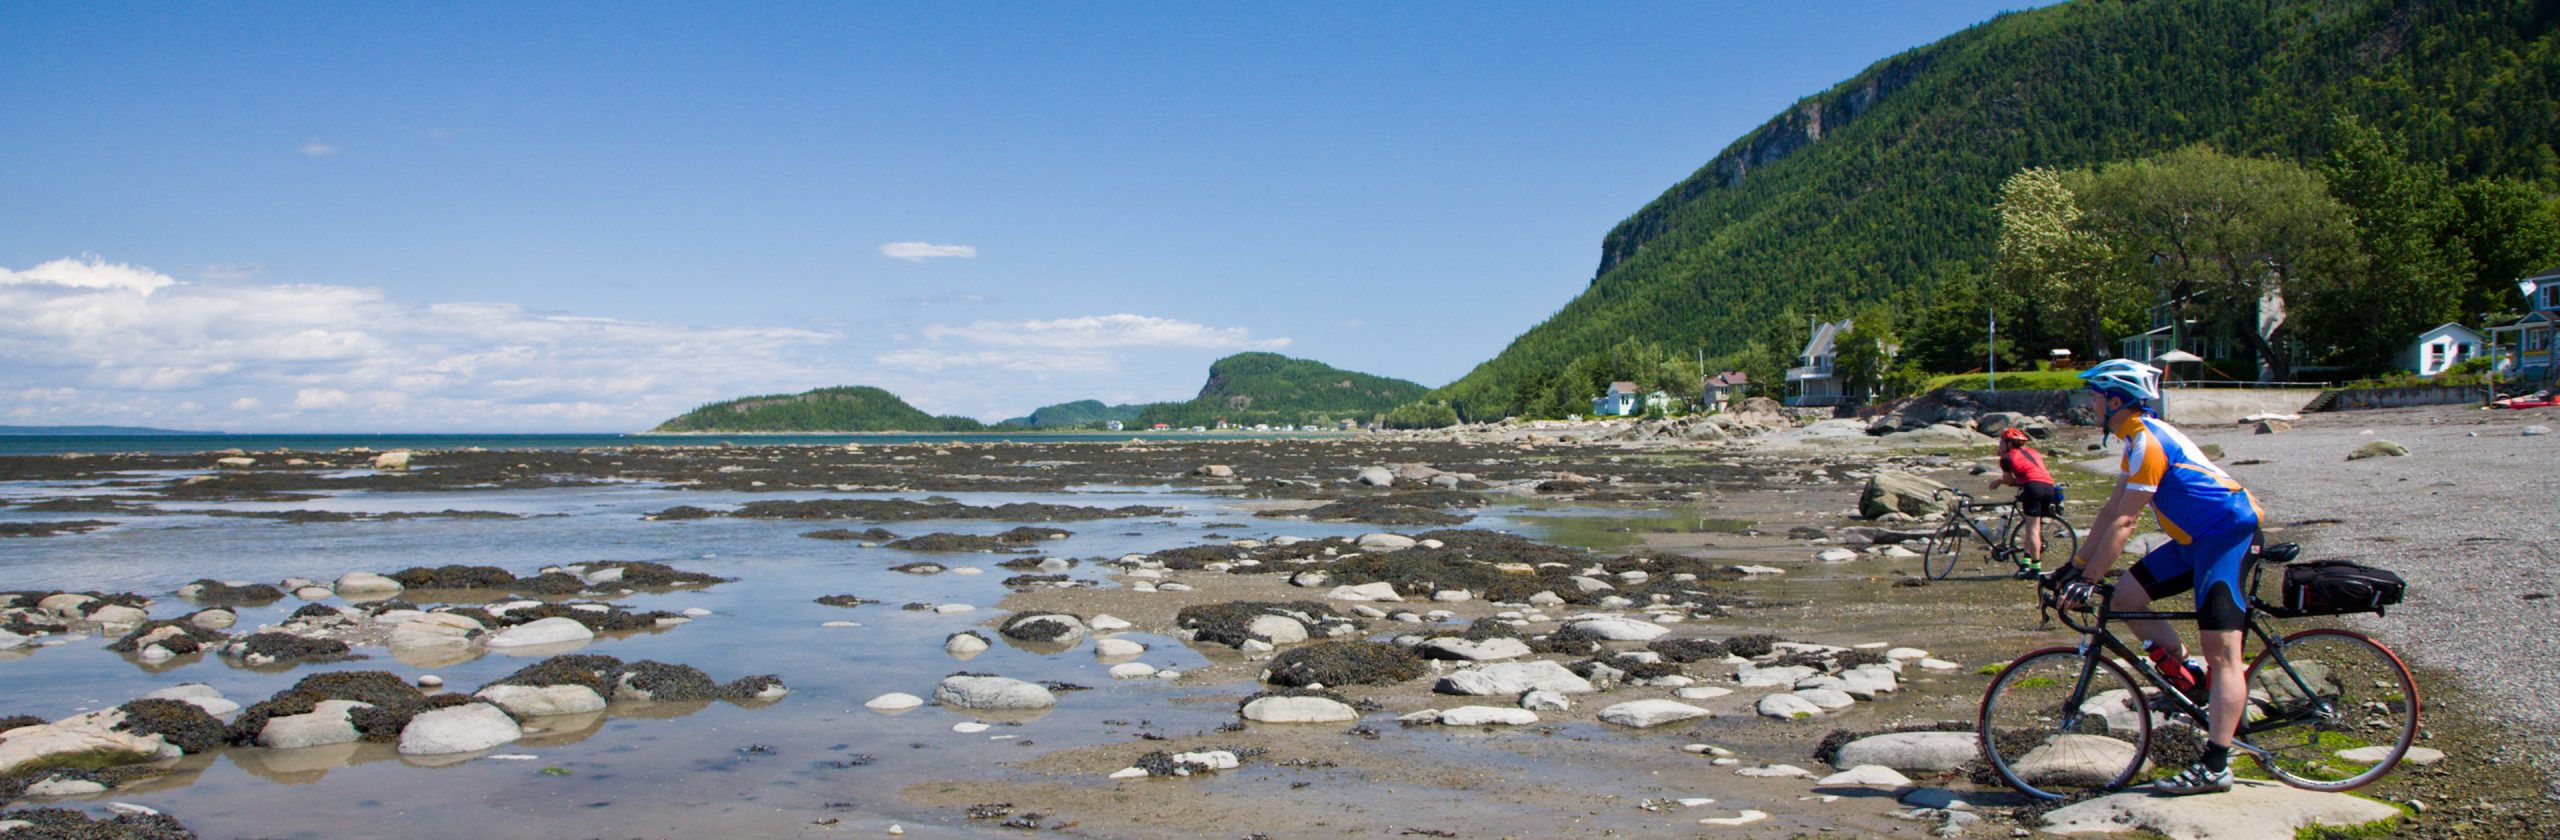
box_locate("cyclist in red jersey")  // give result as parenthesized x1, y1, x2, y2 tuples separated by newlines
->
(1989, 427, 2059, 578)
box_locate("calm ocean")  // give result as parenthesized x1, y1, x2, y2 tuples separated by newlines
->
(0, 430, 1332, 457)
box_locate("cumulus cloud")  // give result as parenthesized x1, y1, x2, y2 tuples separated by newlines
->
(878, 242, 977, 261)
(0, 255, 847, 431)
(922, 314, 1289, 351)
(188, 263, 266, 281)
(300, 141, 341, 157)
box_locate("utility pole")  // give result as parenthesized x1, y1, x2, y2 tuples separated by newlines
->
(1987, 308, 1997, 392)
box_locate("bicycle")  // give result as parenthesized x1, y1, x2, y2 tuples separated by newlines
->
(1976, 542, 2420, 800)
(1918, 488, 2077, 581)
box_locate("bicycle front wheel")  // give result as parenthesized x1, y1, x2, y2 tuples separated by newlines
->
(1978, 648, 2153, 800)
(2244, 628, 2420, 792)
(2005, 513, 2078, 573)
(1920, 518, 1970, 580)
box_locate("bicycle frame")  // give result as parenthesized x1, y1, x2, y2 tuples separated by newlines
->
(2048, 577, 2341, 765)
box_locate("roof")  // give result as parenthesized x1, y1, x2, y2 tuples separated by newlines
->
(2413, 322, 2485, 342)
(2489, 311, 2556, 332)
(2524, 265, 2560, 283)
(1800, 319, 1851, 360)
(1608, 381, 1640, 394)
(1705, 371, 1749, 387)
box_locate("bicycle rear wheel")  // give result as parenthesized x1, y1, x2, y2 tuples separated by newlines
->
(1978, 648, 2153, 799)
(2243, 628, 2420, 791)
(1920, 518, 1971, 580)
(2005, 513, 2078, 574)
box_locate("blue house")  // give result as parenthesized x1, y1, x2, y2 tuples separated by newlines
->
(1591, 381, 1641, 417)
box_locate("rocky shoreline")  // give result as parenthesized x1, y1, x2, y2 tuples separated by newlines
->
(1, 404, 2552, 837)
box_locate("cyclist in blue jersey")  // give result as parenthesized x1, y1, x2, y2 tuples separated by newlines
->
(2053, 358, 2262, 796)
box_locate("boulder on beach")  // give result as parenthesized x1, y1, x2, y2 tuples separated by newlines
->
(256, 699, 372, 749)
(1436, 660, 1594, 696)
(1324, 582, 1402, 602)
(372, 450, 413, 471)
(2347, 440, 2409, 460)
(1596, 699, 1709, 728)
(2041, 779, 2400, 838)
(1437, 706, 1539, 726)
(934, 674, 1056, 710)
(1240, 694, 1358, 724)
(474, 684, 607, 717)
(1417, 637, 1531, 662)
(1832, 731, 1980, 772)
(1859, 471, 1950, 519)
(1756, 693, 1823, 720)
(487, 616, 594, 648)
(335, 572, 404, 595)
(396, 702, 520, 755)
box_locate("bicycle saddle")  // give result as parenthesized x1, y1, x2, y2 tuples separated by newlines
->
(2257, 543, 2302, 564)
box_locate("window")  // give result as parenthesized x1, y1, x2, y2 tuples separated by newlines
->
(2543, 285, 2559, 310)
(2429, 343, 2446, 370)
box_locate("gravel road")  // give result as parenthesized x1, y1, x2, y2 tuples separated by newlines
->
(2170, 405, 2559, 781)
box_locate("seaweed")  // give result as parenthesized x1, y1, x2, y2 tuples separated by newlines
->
(485, 654, 627, 695)
(996, 555, 1075, 570)
(1723, 634, 1781, 659)
(180, 579, 284, 605)
(388, 564, 519, 589)
(800, 527, 899, 541)
(227, 671, 428, 745)
(1263, 641, 1425, 688)
(1001, 574, 1069, 588)
(1452, 619, 1521, 641)
(112, 699, 225, 754)
(814, 594, 878, 608)
(233, 632, 354, 663)
(289, 603, 344, 621)
(498, 603, 680, 632)
(0, 715, 44, 733)
(647, 505, 719, 520)
(1577, 657, 1678, 680)
(1646, 637, 1729, 663)
(1142, 544, 1243, 570)
(887, 562, 946, 574)
(594, 561, 729, 587)
(721, 674, 786, 700)
(104, 621, 226, 655)
(0, 806, 198, 840)
(1173, 601, 1348, 648)
(999, 614, 1082, 643)
(616, 661, 720, 702)
(1527, 625, 1606, 657)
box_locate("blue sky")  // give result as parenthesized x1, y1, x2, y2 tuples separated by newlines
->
(1, 1, 2040, 431)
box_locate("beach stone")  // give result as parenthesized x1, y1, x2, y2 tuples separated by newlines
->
(1735, 664, 1820, 688)
(1698, 809, 1770, 827)
(1918, 658, 1960, 671)
(1526, 590, 1566, 606)
(2256, 420, 2293, 434)
(1088, 614, 1131, 631)
(1325, 582, 1403, 602)
(865, 693, 924, 712)
(2346, 440, 2408, 460)
(583, 566, 626, 585)
(1756, 693, 1824, 720)
(1437, 661, 1595, 696)
(1291, 571, 1331, 588)
(143, 684, 240, 717)
(397, 702, 520, 755)
(2041, 779, 2401, 839)
(372, 450, 412, 470)
(1885, 647, 1930, 661)
(257, 700, 371, 749)
(1355, 467, 1396, 487)
(1438, 706, 1538, 726)
(1835, 731, 1980, 772)
(26, 777, 110, 796)
(84, 604, 148, 628)
(933, 603, 976, 614)
(1356, 532, 1416, 551)
(2338, 745, 2443, 766)
(1418, 637, 1531, 662)
(1730, 565, 1785, 576)
(1675, 686, 1734, 701)
(37, 593, 95, 618)
(335, 572, 403, 595)
(2524, 425, 2552, 437)
(1735, 764, 1814, 779)
(1597, 699, 1709, 728)
(1095, 638, 1145, 658)
(1246, 615, 1308, 645)
(1570, 576, 1615, 593)
(291, 586, 334, 601)
(215, 456, 256, 469)
(1195, 464, 1234, 478)
(933, 675, 1055, 710)
(1431, 589, 1471, 602)
(1795, 688, 1857, 710)
(1172, 750, 1239, 772)
(417, 675, 443, 688)
(1108, 662, 1158, 679)
(187, 608, 237, 630)
(0, 630, 31, 651)
(475, 684, 607, 717)
(1241, 695, 1358, 724)
(1568, 617, 1668, 641)
(388, 612, 483, 649)
(2013, 734, 2142, 788)
(1860, 471, 1950, 519)
(0, 725, 174, 774)
(1817, 765, 1913, 787)
(1519, 690, 1571, 711)
(487, 617, 594, 648)
(1815, 548, 1859, 563)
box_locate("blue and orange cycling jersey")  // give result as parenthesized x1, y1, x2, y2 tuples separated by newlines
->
(2115, 413, 2260, 543)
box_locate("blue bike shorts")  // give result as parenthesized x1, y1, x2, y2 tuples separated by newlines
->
(2126, 523, 2257, 631)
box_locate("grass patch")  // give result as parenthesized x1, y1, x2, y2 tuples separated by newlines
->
(1924, 371, 2088, 391)
(2011, 676, 2059, 689)
(1977, 664, 2004, 675)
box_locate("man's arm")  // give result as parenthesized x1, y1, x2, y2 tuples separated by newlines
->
(2073, 482, 2155, 580)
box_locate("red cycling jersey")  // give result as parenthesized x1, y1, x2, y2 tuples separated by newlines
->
(2000, 446, 2053, 486)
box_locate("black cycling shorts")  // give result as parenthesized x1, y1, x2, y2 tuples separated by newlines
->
(2016, 481, 2062, 517)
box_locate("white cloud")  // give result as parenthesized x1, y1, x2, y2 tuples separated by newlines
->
(878, 242, 977, 261)
(0, 255, 849, 431)
(188, 263, 266, 281)
(300, 141, 341, 157)
(922, 314, 1289, 351)
(872, 348, 1115, 373)
(0, 255, 178, 294)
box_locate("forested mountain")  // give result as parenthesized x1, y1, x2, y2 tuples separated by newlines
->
(650, 386, 986, 433)
(1134, 352, 1427, 428)
(1436, 0, 2560, 419)
(997, 400, 1150, 429)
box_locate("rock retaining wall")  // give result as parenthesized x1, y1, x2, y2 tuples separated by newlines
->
(2320, 384, 2490, 411)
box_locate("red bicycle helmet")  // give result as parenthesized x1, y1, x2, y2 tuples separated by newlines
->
(1998, 427, 2031, 443)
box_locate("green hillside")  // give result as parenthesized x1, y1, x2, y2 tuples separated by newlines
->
(1438, 0, 2560, 419)
(650, 386, 986, 433)
(997, 400, 1150, 429)
(1134, 352, 1427, 428)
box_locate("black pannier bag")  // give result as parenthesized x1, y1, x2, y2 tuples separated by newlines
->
(2276, 559, 2407, 616)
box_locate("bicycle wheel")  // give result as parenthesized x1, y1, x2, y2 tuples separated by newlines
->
(2243, 628, 2421, 791)
(1920, 518, 1971, 580)
(1978, 648, 2153, 799)
(2005, 513, 2079, 574)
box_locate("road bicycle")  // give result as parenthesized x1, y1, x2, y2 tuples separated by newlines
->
(1976, 542, 2420, 799)
(1918, 487, 2077, 581)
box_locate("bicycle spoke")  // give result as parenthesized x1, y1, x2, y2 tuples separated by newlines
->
(1979, 650, 2151, 799)
(2244, 629, 2420, 791)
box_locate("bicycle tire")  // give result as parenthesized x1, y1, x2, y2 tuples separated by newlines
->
(2004, 513, 2079, 574)
(1921, 518, 1970, 580)
(2243, 628, 2421, 792)
(1978, 647, 2152, 800)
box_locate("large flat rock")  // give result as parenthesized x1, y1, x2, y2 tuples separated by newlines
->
(2042, 779, 2402, 839)
(1834, 731, 1979, 772)
(1435, 661, 1594, 696)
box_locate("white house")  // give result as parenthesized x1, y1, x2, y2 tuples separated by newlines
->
(2396, 323, 2485, 376)
(2488, 266, 2560, 388)
(1592, 381, 1642, 417)
(1786, 319, 1852, 407)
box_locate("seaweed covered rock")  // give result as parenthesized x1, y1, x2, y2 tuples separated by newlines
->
(509, 572, 590, 595)
(106, 621, 225, 656)
(0, 805, 198, 839)
(945, 631, 992, 657)
(888, 562, 947, 575)
(484, 616, 597, 648)
(388, 564, 519, 590)
(1238, 688, 1358, 724)
(227, 671, 432, 746)
(1174, 601, 1357, 649)
(476, 655, 618, 716)
(396, 702, 520, 756)
(496, 603, 679, 633)
(227, 632, 355, 666)
(722, 674, 788, 701)
(0, 716, 44, 734)
(588, 561, 728, 588)
(801, 527, 900, 541)
(110, 699, 225, 755)
(1724, 634, 1781, 659)
(999, 613, 1088, 645)
(933, 674, 1055, 710)
(1263, 642, 1424, 688)
(814, 594, 878, 608)
(1647, 637, 1729, 663)
(177, 579, 284, 605)
(613, 661, 721, 702)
